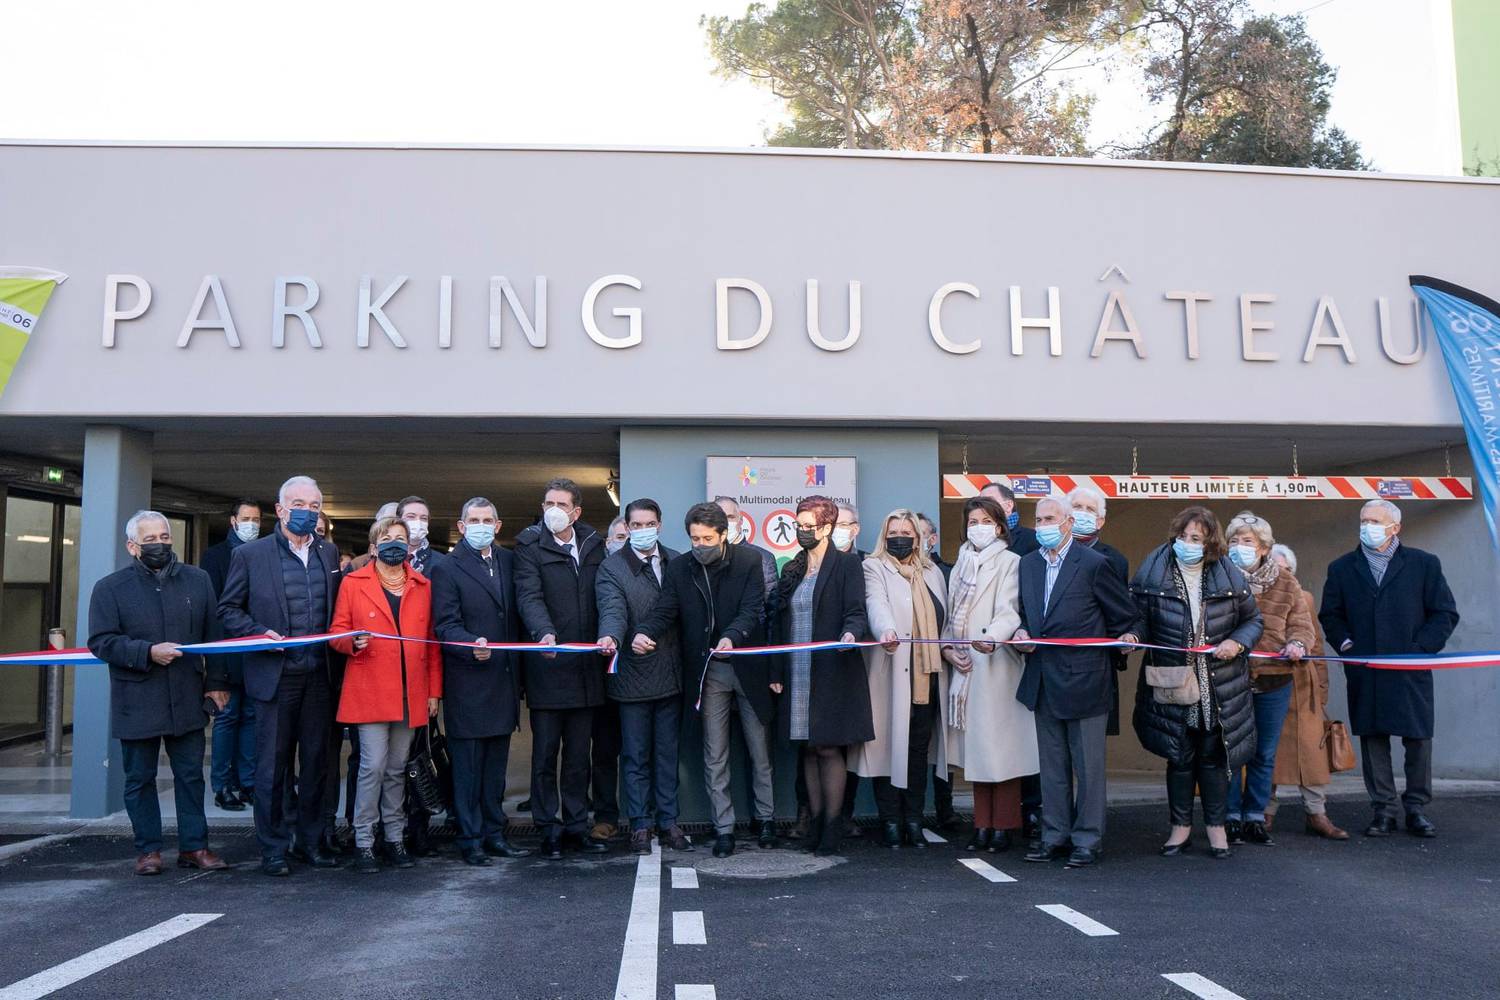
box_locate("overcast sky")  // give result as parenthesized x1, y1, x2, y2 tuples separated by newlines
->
(3, 0, 1463, 174)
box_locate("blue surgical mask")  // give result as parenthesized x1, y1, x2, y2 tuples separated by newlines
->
(464, 523, 496, 550)
(1229, 543, 1258, 569)
(1072, 511, 1098, 537)
(1173, 539, 1205, 565)
(1360, 522, 1389, 549)
(629, 526, 658, 552)
(285, 508, 319, 537)
(1006, 511, 1020, 531)
(233, 520, 259, 543)
(1036, 524, 1064, 550)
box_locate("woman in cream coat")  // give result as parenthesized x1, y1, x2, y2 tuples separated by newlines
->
(850, 509, 950, 849)
(943, 495, 1037, 853)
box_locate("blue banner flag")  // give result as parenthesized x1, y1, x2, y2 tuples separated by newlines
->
(1410, 275, 1500, 542)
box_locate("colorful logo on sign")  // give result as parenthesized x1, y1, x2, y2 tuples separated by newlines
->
(805, 464, 826, 487)
(1377, 479, 1414, 498)
(740, 465, 759, 486)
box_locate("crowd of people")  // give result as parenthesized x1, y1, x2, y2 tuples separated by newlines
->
(85, 474, 1459, 876)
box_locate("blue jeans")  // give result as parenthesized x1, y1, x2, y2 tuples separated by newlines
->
(619, 696, 681, 832)
(120, 729, 208, 855)
(1227, 682, 1293, 822)
(210, 686, 257, 794)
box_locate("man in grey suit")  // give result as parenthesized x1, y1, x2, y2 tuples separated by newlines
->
(1013, 496, 1138, 869)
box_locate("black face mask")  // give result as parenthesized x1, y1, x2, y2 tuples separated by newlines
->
(884, 536, 915, 560)
(796, 526, 821, 550)
(692, 543, 724, 566)
(138, 542, 174, 571)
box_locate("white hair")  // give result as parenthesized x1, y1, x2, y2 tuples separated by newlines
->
(278, 475, 321, 507)
(1036, 494, 1069, 518)
(1270, 543, 1298, 575)
(124, 509, 168, 543)
(1361, 498, 1403, 523)
(1066, 485, 1108, 517)
(375, 501, 398, 520)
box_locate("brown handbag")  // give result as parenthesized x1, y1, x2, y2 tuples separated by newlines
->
(1322, 718, 1356, 773)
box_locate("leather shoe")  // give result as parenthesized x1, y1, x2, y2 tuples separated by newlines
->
(482, 835, 532, 859)
(987, 829, 1012, 853)
(261, 856, 290, 876)
(1365, 815, 1398, 837)
(461, 847, 491, 866)
(176, 848, 228, 871)
(214, 791, 246, 812)
(288, 845, 340, 868)
(711, 834, 735, 858)
(135, 851, 163, 876)
(1225, 819, 1244, 844)
(1305, 813, 1349, 840)
(630, 829, 653, 855)
(1242, 820, 1274, 845)
(1405, 812, 1437, 838)
(1159, 838, 1193, 857)
(881, 820, 901, 849)
(659, 826, 694, 852)
(1208, 846, 1233, 860)
(590, 821, 619, 842)
(385, 841, 417, 868)
(563, 833, 610, 855)
(1064, 846, 1100, 869)
(966, 828, 992, 852)
(1024, 842, 1069, 863)
(903, 820, 927, 849)
(354, 846, 381, 873)
(539, 836, 563, 861)
(757, 819, 778, 849)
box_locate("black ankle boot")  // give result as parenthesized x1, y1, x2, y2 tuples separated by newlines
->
(903, 820, 927, 849)
(802, 815, 825, 852)
(966, 828, 992, 852)
(815, 815, 844, 856)
(881, 820, 901, 848)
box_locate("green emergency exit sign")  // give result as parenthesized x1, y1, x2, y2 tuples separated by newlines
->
(43, 466, 64, 484)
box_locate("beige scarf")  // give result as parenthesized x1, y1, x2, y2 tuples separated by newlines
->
(889, 555, 941, 705)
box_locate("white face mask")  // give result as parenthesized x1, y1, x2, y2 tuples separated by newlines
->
(543, 506, 572, 534)
(233, 520, 259, 543)
(403, 517, 429, 543)
(831, 526, 853, 551)
(967, 523, 998, 550)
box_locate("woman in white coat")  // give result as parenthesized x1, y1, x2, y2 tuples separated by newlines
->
(850, 509, 949, 850)
(943, 495, 1037, 853)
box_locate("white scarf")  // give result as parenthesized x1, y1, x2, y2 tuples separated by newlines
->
(946, 538, 1009, 639)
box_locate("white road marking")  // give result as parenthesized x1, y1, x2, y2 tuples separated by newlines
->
(958, 857, 1017, 883)
(921, 828, 947, 844)
(671, 866, 699, 889)
(1162, 973, 1248, 999)
(612, 842, 662, 1000)
(672, 910, 707, 945)
(0, 913, 222, 1000)
(675, 987, 717, 1000)
(1035, 904, 1119, 937)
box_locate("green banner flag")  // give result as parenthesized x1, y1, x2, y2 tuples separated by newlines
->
(0, 266, 67, 400)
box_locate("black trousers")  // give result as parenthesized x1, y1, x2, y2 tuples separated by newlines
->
(1361, 735, 1433, 818)
(449, 734, 511, 850)
(322, 722, 359, 827)
(590, 700, 621, 826)
(252, 669, 331, 858)
(1167, 725, 1229, 827)
(874, 684, 938, 824)
(531, 707, 594, 837)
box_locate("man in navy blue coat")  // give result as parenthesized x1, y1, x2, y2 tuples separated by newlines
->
(218, 475, 344, 876)
(1012, 496, 1138, 869)
(1320, 500, 1458, 838)
(198, 497, 262, 811)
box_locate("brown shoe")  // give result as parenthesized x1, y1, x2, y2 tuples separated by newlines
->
(177, 848, 229, 871)
(135, 851, 164, 876)
(1305, 814, 1349, 840)
(589, 822, 618, 842)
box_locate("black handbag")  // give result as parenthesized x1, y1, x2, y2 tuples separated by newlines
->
(405, 715, 452, 814)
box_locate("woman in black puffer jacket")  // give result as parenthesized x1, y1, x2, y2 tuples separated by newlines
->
(1131, 505, 1263, 859)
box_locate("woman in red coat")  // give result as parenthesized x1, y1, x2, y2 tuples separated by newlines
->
(330, 516, 442, 873)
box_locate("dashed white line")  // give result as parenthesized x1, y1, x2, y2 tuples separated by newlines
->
(612, 842, 662, 1000)
(672, 910, 707, 945)
(0, 913, 222, 1000)
(1162, 973, 1248, 999)
(671, 866, 699, 889)
(1035, 904, 1119, 937)
(675, 986, 717, 1000)
(921, 827, 947, 843)
(958, 857, 1017, 883)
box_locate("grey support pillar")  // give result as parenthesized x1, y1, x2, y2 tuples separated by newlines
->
(70, 426, 153, 818)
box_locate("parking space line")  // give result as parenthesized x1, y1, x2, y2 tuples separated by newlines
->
(0, 913, 222, 1000)
(1035, 904, 1119, 937)
(1162, 973, 1247, 999)
(921, 828, 947, 844)
(958, 857, 1017, 883)
(675, 986, 717, 1000)
(613, 843, 662, 1000)
(672, 911, 707, 945)
(671, 866, 698, 889)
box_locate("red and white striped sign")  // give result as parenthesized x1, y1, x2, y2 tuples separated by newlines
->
(942, 473, 1474, 502)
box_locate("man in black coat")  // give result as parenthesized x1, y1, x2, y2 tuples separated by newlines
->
(397, 494, 447, 578)
(88, 510, 230, 876)
(1320, 500, 1459, 838)
(982, 482, 1040, 556)
(217, 475, 344, 876)
(1067, 486, 1131, 737)
(199, 497, 262, 812)
(430, 496, 530, 865)
(1013, 497, 1138, 869)
(634, 502, 769, 859)
(596, 498, 692, 855)
(514, 477, 610, 858)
